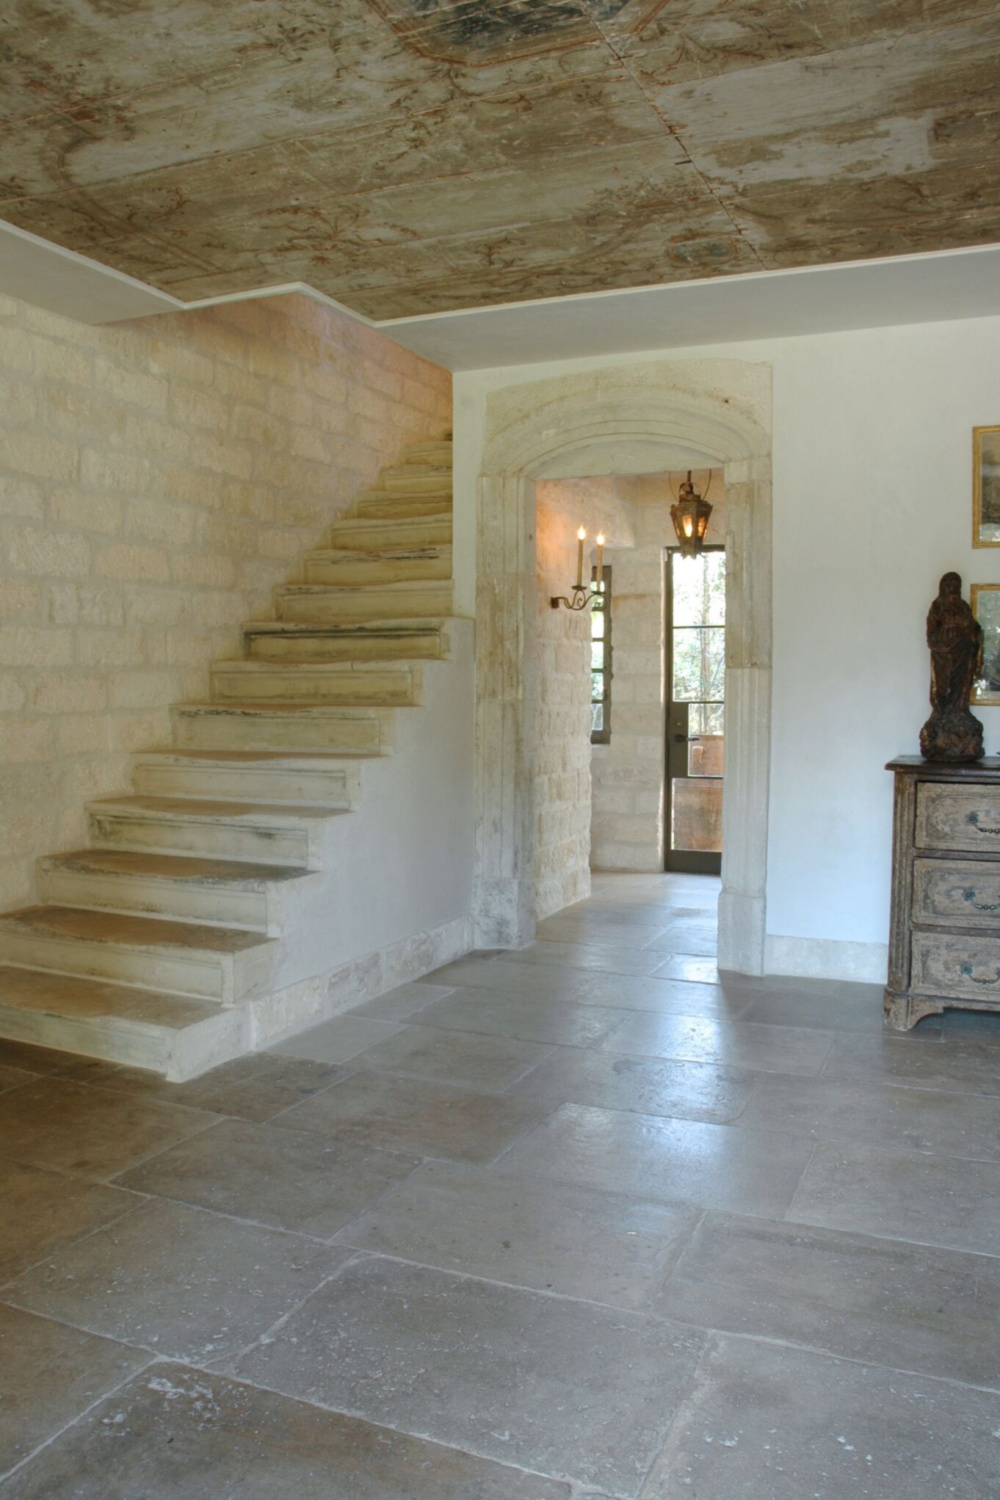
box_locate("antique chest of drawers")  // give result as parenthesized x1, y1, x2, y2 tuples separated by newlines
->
(885, 756, 1000, 1029)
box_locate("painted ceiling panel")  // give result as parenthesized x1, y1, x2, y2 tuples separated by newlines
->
(0, 0, 997, 318)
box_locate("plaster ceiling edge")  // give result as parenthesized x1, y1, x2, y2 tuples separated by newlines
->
(2, 215, 999, 373)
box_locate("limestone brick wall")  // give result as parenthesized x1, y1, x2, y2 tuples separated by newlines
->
(533, 477, 636, 920)
(0, 291, 451, 911)
(591, 472, 725, 871)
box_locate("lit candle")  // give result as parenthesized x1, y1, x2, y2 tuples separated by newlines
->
(576, 526, 586, 589)
(595, 533, 605, 590)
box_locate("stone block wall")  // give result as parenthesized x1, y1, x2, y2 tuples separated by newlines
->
(534, 477, 636, 920)
(0, 291, 451, 911)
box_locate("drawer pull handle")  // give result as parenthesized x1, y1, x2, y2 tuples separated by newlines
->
(962, 889, 1000, 912)
(969, 813, 1000, 835)
(960, 963, 1000, 986)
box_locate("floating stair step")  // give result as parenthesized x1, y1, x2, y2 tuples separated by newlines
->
(0, 966, 243, 1081)
(326, 513, 452, 552)
(171, 702, 392, 755)
(88, 794, 343, 869)
(242, 618, 451, 665)
(133, 750, 362, 806)
(380, 465, 453, 493)
(276, 580, 452, 624)
(401, 440, 453, 467)
(354, 490, 452, 520)
(0, 906, 276, 1005)
(210, 659, 420, 708)
(37, 849, 305, 932)
(303, 545, 452, 588)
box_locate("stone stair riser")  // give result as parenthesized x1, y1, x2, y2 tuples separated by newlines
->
(37, 865, 273, 932)
(89, 808, 316, 868)
(209, 665, 418, 707)
(327, 516, 452, 550)
(243, 628, 446, 664)
(171, 706, 388, 754)
(0, 932, 253, 1003)
(0, 995, 241, 1078)
(354, 493, 452, 520)
(401, 441, 453, 466)
(133, 756, 360, 806)
(380, 468, 452, 493)
(276, 588, 452, 624)
(303, 553, 451, 587)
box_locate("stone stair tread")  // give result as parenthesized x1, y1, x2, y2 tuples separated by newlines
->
(242, 618, 450, 634)
(138, 749, 364, 763)
(89, 794, 346, 823)
(211, 659, 418, 674)
(306, 545, 450, 561)
(0, 905, 272, 956)
(281, 579, 449, 596)
(0, 966, 222, 1031)
(39, 848, 305, 887)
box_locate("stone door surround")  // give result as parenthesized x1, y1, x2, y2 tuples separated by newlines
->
(473, 359, 773, 975)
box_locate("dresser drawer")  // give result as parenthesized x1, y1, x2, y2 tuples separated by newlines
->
(912, 932, 1000, 1000)
(913, 858, 1000, 926)
(915, 783, 1000, 852)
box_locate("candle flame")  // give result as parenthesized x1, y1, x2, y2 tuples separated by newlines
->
(596, 532, 605, 546)
(577, 526, 587, 541)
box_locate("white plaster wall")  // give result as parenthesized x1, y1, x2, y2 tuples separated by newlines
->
(456, 314, 1000, 980)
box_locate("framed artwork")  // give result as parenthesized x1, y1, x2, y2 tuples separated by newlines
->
(973, 425, 1000, 547)
(972, 584, 1000, 704)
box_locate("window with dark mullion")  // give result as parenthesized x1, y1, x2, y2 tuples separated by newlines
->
(590, 566, 612, 744)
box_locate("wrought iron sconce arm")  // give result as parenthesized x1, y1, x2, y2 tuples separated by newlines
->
(550, 584, 600, 611)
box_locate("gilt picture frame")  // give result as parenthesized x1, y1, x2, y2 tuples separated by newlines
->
(973, 425, 1000, 547)
(972, 583, 1000, 704)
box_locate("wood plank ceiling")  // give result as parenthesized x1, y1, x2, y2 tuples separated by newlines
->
(1, 0, 998, 319)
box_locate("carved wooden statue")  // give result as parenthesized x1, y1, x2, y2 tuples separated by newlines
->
(919, 571, 984, 762)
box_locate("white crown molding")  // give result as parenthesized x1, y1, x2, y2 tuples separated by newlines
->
(2, 214, 999, 371)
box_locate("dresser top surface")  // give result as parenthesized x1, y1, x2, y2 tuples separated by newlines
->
(888, 756, 1000, 780)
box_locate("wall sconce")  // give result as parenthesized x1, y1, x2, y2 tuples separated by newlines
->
(670, 471, 713, 557)
(551, 527, 605, 610)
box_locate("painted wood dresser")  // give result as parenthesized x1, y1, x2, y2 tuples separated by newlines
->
(886, 756, 1000, 1029)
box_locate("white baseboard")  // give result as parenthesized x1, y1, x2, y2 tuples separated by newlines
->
(764, 933, 888, 985)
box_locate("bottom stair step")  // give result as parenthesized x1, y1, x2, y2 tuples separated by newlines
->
(0, 966, 246, 1081)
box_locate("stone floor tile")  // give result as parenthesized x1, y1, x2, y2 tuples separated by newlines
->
(5, 1198, 349, 1364)
(335, 1159, 700, 1310)
(510, 1048, 758, 1125)
(652, 1210, 1000, 1388)
(233, 1256, 704, 1498)
(413, 987, 628, 1047)
(346, 981, 456, 1020)
(942, 1008, 1000, 1044)
(0, 1039, 80, 1076)
(0, 1363, 574, 1499)
(0, 1158, 140, 1286)
(349, 1022, 551, 1090)
(737, 1071, 1000, 1161)
(117, 1118, 420, 1238)
(0, 1078, 215, 1180)
(642, 928, 718, 957)
(0, 1303, 149, 1479)
(267, 1014, 403, 1064)
(271, 1071, 548, 1163)
(649, 955, 721, 983)
(788, 1138, 1000, 1255)
(639, 1335, 1000, 1499)
(532, 918, 665, 950)
(426, 959, 752, 1018)
(823, 1031, 1000, 1095)
(496, 1103, 813, 1217)
(0, 1065, 35, 1094)
(496, 940, 669, 978)
(176, 1057, 350, 1122)
(600, 1011, 835, 1075)
(738, 987, 898, 1034)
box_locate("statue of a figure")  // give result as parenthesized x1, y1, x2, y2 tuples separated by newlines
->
(920, 571, 984, 762)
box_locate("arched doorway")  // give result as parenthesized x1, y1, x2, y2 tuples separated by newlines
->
(471, 359, 773, 975)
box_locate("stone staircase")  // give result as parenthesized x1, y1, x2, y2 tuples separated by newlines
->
(0, 439, 466, 1080)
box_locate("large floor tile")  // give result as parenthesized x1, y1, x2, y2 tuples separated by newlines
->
(0, 1066, 34, 1095)
(233, 1255, 704, 1498)
(600, 1011, 835, 1075)
(412, 987, 628, 1047)
(335, 1160, 700, 1310)
(346, 981, 456, 1021)
(0, 1363, 573, 1499)
(0, 1303, 149, 1478)
(789, 1138, 1000, 1255)
(496, 1103, 813, 1217)
(823, 1031, 1000, 1095)
(5, 1198, 349, 1363)
(737, 1071, 1000, 1161)
(738, 985, 901, 1035)
(0, 1158, 139, 1285)
(349, 1022, 551, 1090)
(511, 1048, 758, 1125)
(271, 1072, 547, 1163)
(429, 960, 750, 1018)
(116, 1118, 420, 1239)
(641, 928, 718, 957)
(268, 1014, 403, 1064)
(640, 1336, 1000, 1499)
(496, 940, 669, 978)
(0, 1079, 214, 1180)
(653, 1211, 1000, 1388)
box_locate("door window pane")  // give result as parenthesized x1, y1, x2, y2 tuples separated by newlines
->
(671, 627, 724, 703)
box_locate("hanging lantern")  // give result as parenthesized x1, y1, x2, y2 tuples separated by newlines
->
(670, 470, 713, 557)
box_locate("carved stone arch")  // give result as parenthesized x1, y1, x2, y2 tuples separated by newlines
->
(473, 359, 773, 974)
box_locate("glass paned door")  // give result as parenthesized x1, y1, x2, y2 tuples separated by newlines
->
(666, 548, 725, 874)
